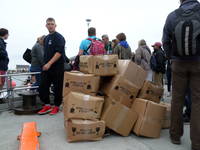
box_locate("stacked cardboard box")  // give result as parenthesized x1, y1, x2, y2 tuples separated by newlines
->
(101, 97, 138, 136)
(137, 81, 164, 103)
(102, 60, 147, 108)
(63, 55, 121, 142)
(63, 92, 105, 142)
(62, 71, 100, 97)
(132, 98, 166, 138)
(79, 55, 119, 76)
(100, 60, 147, 136)
(160, 102, 171, 129)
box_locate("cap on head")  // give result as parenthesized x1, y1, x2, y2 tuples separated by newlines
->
(152, 42, 162, 48)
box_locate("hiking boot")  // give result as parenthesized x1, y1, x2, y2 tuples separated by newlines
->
(38, 105, 52, 115)
(170, 136, 181, 145)
(49, 106, 59, 115)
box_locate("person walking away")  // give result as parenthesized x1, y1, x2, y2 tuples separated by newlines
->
(162, 0, 200, 149)
(38, 18, 66, 115)
(151, 42, 166, 86)
(0, 28, 9, 96)
(135, 39, 152, 81)
(102, 34, 113, 54)
(78, 27, 105, 56)
(30, 35, 45, 88)
(113, 33, 132, 59)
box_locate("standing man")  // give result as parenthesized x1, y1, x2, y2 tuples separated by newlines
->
(0, 28, 9, 93)
(102, 34, 112, 54)
(38, 18, 65, 115)
(162, 0, 200, 149)
(151, 42, 166, 86)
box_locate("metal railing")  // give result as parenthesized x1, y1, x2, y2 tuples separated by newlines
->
(0, 72, 40, 110)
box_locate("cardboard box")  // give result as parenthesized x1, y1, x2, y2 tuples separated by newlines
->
(160, 102, 171, 129)
(138, 81, 164, 103)
(63, 92, 104, 121)
(102, 76, 140, 108)
(65, 119, 105, 142)
(101, 97, 138, 136)
(118, 60, 147, 89)
(80, 55, 118, 76)
(63, 71, 100, 97)
(132, 98, 166, 138)
(79, 55, 94, 73)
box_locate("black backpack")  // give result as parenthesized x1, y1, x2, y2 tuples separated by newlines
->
(172, 4, 200, 57)
(150, 50, 166, 73)
(23, 48, 32, 64)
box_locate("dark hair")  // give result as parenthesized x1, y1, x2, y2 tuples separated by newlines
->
(0, 28, 9, 37)
(88, 27, 96, 36)
(46, 17, 55, 23)
(116, 33, 126, 41)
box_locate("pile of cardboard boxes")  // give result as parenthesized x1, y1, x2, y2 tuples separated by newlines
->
(63, 55, 171, 142)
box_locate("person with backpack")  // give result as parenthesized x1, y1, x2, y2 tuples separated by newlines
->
(162, 0, 200, 149)
(38, 18, 66, 115)
(150, 42, 166, 86)
(135, 39, 152, 81)
(113, 33, 132, 59)
(78, 27, 106, 56)
(0, 28, 9, 94)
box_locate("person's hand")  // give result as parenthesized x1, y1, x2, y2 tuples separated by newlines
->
(43, 63, 51, 71)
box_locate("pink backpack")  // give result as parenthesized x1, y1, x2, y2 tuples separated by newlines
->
(87, 38, 106, 55)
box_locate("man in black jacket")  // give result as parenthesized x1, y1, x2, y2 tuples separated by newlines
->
(162, 0, 200, 149)
(38, 18, 65, 115)
(151, 42, 166, 86)
(0, 28, 9, 92)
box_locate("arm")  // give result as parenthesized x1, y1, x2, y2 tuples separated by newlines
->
(162, 13, 174, 59)
(43, 52, 61, 71)
(0, 45, 7, 59)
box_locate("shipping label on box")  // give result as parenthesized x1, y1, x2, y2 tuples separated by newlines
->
(65, 119, 105, 142)
(63, 92, 104, 121)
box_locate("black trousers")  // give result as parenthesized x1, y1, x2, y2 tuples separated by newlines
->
(39, 65, 64, 107)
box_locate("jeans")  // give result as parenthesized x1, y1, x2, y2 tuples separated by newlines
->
(30, 66, 42, 87)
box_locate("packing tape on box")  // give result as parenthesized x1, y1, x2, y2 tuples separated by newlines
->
(112, 106, 129, 131)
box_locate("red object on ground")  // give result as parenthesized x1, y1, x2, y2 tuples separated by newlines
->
(38, 105, 52, 115)
(49, 106, 59, 115)
(18, 122, 41, 150)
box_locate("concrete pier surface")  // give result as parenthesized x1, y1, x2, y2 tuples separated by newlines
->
(0, 111, 190, 150)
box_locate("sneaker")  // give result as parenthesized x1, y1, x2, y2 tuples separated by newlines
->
(170, 136, 181, 145)
(38, 105, 52, 115)
(49, 106, 59, 115)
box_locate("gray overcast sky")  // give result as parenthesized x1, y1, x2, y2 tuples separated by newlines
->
(0, 0, 180, 69)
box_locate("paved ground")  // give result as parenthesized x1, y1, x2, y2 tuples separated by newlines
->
(0, 111, 190, 150)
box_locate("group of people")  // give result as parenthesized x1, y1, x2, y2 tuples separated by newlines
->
(0, 0, 199, 149)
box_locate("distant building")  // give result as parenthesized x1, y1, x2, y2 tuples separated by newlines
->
(16, 65, 30, 72)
